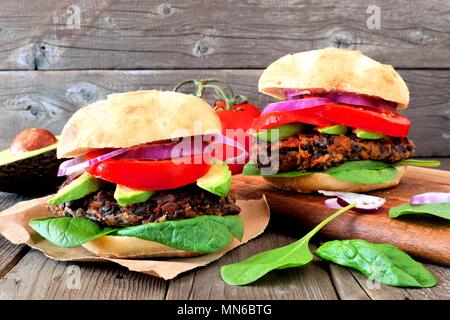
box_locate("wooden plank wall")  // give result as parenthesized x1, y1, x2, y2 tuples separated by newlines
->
(0, 0, 449, 157)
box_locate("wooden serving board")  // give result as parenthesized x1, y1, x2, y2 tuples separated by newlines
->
(232, 167, 450, 267)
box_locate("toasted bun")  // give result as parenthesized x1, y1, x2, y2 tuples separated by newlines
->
(264, 166, 406, 193)
(82, 235, 201, 259)
(57, 90, 221, 158)
(258, 48, 409, 110)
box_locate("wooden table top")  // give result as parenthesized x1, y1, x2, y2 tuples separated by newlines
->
(0, 159, 449, 300)
(0, 0, 449, 300)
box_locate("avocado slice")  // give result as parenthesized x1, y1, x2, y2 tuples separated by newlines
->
(114, 185, 155, 207)
(48, 172, 103, 205)
(354, 129, 386, 140)
(0, 140, 63, 195)
(255, 124, 303, 141)
(197, 162, 232, 197)
(317, 124, 347, 135)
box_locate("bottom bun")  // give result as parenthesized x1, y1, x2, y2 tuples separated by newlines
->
(264, 166, 406, 193)
(82, 235, 202, 259)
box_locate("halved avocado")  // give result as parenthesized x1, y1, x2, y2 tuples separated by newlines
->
(0, 134, 63, 195)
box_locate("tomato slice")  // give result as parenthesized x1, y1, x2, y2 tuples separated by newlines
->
(253, 103, 411, 137)
(253, 106, 334, 130)
(321, 103, 410, 137)
(86, 153, 210, 190)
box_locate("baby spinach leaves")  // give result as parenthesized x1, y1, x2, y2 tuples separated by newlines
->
(316, 239, 437, 287)
(242, 160, 397, 184)
(116, 215, 243, 253)
(389, 203, 450, 220)
(30, 215, 244, 253)
(220, 204, 355, 286)
(29, 217, 117, 248)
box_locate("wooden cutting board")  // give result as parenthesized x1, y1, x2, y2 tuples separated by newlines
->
(232, 167, 450, 267)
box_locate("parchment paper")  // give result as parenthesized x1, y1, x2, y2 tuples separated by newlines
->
(0, 196, 270, 280)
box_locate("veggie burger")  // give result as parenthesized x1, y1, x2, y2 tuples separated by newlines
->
(245, 48, 421, 192)
(30, 90, 243, 258)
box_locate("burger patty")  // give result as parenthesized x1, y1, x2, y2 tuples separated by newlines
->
(255, 133, 415, 172)
(49, 184, 241, 227)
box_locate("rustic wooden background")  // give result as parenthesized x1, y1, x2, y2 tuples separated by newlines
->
(0, 0, 449, 300)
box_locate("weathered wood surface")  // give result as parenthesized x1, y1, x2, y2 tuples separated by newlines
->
(0, 162, 449, 300)
(1, 0, 449, 70)
(0, 69, 449, 156)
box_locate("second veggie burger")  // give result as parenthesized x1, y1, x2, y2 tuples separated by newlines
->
(30, 90, 243, 258)
(245, 48, 425, 192)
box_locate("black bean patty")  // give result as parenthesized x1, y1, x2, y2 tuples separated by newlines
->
(255, 133, 415, 172)
(48, 184, 241, 227)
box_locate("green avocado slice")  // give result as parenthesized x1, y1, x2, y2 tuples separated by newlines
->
(48, 172, 103, 205)
(255, 124, 303, 141)
(0, 141, 58, 166)
(114, 185, 155, 207)
(197, 162, 232, 197)
(0, 136, 62, 194)
(354, 129, 386, 140)
(317, 124, 347, 135)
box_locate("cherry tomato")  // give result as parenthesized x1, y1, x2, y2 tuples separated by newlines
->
(214, 102, 261, 175)
(86, 152, 210, 190)
(173, 78, 261, 174)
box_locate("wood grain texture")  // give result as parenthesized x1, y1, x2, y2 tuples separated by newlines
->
(330, 263, 450, 300)
(0, 193, 29, 278)
(0, 0, 449, 70)
(0, 69, 448, 156)
(166, 231, 338, 300)
(232, 167, 450, 267)
(0, 250, 168, 299)
(328, 264, 370, 300)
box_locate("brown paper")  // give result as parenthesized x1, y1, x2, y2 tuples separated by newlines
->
(0, 196, 270, 280)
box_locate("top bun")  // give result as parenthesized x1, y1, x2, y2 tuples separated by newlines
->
(258, 48, 409, 110)
(57, 90, 221, 158)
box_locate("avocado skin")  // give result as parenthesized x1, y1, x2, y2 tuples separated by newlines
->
(0, 149, 64, 195)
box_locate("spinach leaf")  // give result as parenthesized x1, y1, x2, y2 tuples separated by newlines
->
(389, 203, 450, 220)
(115, 215, 244, 253)
(325, 160, 391, 173)
(242, 162, 314, 177)
(242, 160, 396, 184)
(396, 159, 441, 167)
(220, 204, 355, 286)
(316, 239, 437, 287)
(324, 160, 397, 184)
(29, 217, 117, 248)
(327, 167, 398, 184)
(30, 215, 243, 253)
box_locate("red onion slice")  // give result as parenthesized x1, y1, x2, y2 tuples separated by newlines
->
(327, 92, 396, 111)
(319, 190, 385, 212)
(325, 198, 343, 210)
(410, 192, 450, 204)
(57, 148, 127, 176)
(57, 134, 246, 177)
(261, 98, 332, 115)
(206, 134, 248, 164)
(121, 141, 207, 160)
